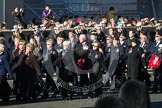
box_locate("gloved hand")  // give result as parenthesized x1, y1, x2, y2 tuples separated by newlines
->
(8, 74, 13, 80)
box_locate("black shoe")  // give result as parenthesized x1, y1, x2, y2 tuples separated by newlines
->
(51, 90, 58, 97)
(152, 88, 157, 93)
(16, 96, 22, 101)
(41, 93, 49, 99)
(62, 96, 68, 101)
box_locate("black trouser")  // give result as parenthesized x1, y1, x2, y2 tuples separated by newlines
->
(46, 73, 58, 92)
(80, 74, 89, 87)
(61, 69, 78, 98)
(153, 70, 162, 91)
(0, 76, 11, 100)
(13, 71, 21, 98)
(19, 70, 35, 99)
(89, 73, 102, 96)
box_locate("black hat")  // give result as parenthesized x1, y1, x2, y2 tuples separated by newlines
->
(119, 32, 126, 37)
(114, 34, 119, 40)
(156, 30, 162, 36)
(106, 36, 113, 40)
(131, 38, 139, 44)
(57, 32, 65, 39)
(114, 36, 119, 40)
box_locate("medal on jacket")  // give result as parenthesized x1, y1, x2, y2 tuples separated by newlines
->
(108, 48, 111, 52)
(95, 54, 98, 59)
(116, 48, 119, 52)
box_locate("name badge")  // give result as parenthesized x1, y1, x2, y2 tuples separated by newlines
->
(83, 46, 89, 50)
(116, 48, 119, 52)
(95, 54, 98, 59)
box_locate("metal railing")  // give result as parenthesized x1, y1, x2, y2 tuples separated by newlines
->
(1, 26, 155, 34)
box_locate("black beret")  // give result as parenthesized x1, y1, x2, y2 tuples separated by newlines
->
(156, 30, 162, 36)
(131, 38, 139, 44)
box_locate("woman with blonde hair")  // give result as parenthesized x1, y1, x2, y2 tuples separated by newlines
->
(29, 37, 43, 62)
(12, 43, 42, 100)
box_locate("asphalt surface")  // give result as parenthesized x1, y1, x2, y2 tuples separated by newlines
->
(0, 91, 162, 108)
(1, 70, 162, 108)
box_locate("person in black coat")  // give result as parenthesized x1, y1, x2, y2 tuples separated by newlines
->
(12, 43, 42, 101)
(127, 38, 147, 80)
(42, 39, 58, 98)
(0, 44, 13, 102)
(74, 34, 92, 87)
(96, 28, 106, 47)
(139, 35, 151, 87)
(107, 37, 126, 90)
(58, 41, 78, 99)
(125, 30, 138, 49)
(150, 30, 162, 93)
(102, 36, 113, 70)
(54, 33, 64, 53)
(12, 7, 24, 25)
(11, 39, 26, 100)
(88, 41, 106, 97)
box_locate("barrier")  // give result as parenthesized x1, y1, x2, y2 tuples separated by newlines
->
(1, 26, 155, 34)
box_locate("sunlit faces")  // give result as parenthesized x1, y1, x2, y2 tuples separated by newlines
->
(26, 45, 32, 54)
(14, 36, 20, 44)
(106, 37, 112, 44)
(57, 36, 64, 45)
(92, 42, 100, 51)
(45, 6, 50, 11)
(14, 7, 19, 12)
(140, 36, 147, 43)
(132, 41, 137, 47)
(119, 35, 125, 42)
(113, 39, 119, 46)
(46, 39, 54, 51)
(108, 28, 114, 36)
(79, 34, 86, 43)
(18, 40, 26, 51)
(68, 31, 74, 39)
(0, 44, 4, 54)
(155, 35, 161, 41)
(90, 34, 97, 41)
(129, 31, 135, 38)
(63, 41, 70, 50)
(29, 38, 34, 45)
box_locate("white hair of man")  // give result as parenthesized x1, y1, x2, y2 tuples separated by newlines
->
(79, 34, 87, 43)
(63, 40, 70, 47)
(0, 44, 5, 55)
(79, 34, 86, 40)
(0, 44, 5, 50)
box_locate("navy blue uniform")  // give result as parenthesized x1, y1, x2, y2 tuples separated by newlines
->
(0, 54, 13, 101)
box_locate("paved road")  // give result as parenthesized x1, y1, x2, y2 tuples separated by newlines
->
(1, 70, 161, 108)
(1, 93, 162, 108)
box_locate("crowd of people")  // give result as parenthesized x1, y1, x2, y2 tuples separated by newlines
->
(0, 5, 162, 104)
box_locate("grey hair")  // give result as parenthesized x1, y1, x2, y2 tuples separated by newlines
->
(63, 41, 70, 46)
(79, 34, 87, 39)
